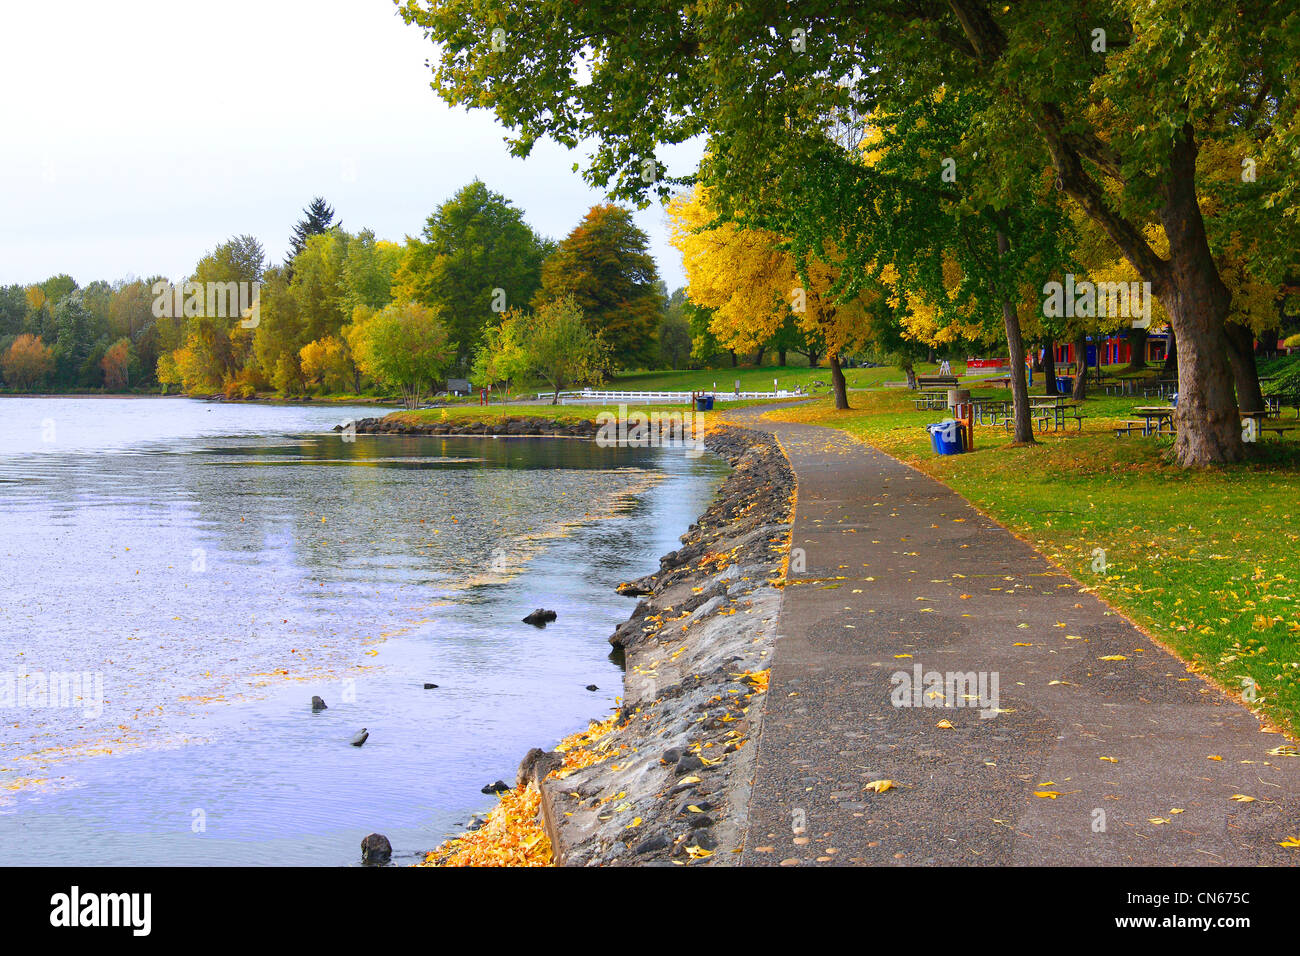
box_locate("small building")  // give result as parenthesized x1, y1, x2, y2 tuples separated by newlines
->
(446, 378, 471, 396)
(1052, 328, 1170, 368)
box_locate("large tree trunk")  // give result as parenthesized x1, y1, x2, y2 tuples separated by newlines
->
(1072, 332, 1088, 401)
(829, 353, 849, 410)
(903, 358, 918, 389)
(1032, 112, 1240, 464)
(1259, 328, 1279, 358)
(1167, 298, 1241, 463)
(1125, 327, 1148, 370)
(997, 232, 1035, 444)
(1042, 340, 1058, 395)
(1159, 129, 1244, 465)
(1224, 321, 1264, 412)
(1162, 327, 1178, 379)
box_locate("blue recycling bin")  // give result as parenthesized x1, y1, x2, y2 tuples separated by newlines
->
(1056, 376, 1071, 393)
(926, 421, 964, 455)
(695, 395, 714, 411)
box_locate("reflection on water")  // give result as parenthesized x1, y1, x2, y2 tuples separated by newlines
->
(0, 398, 726, 865)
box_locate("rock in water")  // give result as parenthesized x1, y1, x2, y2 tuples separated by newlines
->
(361, 833, 391, 865)
(481, 779, 510, 794)
(350, 728, 369, 747)
(522, 608, 558, 627)
(585, 684, 599, 691)
(311, 696, 328, 711)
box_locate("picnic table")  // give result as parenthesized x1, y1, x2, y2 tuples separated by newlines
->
(972, 397, 1012, 424)
(1258, 420, 1299, 440)
(1028, 400, 1084, 432)
(1133, 405, 1176, 435)
(998, 399, 1084, 433)
(1140, 379, 1178, 399)
(912, 390, 950, 411)
(1103, 375, 1143, 396)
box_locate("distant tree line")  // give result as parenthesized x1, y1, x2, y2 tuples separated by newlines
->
(1, 182, 767, 400)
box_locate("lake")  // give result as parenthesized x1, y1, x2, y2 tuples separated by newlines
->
(0, 397, 726, 865)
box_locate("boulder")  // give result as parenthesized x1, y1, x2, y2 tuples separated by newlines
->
(522, 608, 557, 627)
(361, 832, 391, 865)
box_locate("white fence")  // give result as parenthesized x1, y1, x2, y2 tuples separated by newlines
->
(538, 388, 798, 405)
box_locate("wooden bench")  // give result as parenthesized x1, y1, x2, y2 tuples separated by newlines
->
(916, 375, 958, 390)
(1114, 420, 1150, 437)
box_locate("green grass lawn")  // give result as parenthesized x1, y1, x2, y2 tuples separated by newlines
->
(387, 397, 801, 426)
(766, 388, 1300, 735)
(610, 363, 911, 394)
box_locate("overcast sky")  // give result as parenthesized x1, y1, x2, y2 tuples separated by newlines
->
(0, 0, 701, 290)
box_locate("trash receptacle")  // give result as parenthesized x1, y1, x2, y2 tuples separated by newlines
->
(926, 420, 964, 455)
(1056, 376, 1071, 393)
(695, 395, 714, 411)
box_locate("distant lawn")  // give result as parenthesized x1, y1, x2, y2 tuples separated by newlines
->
(387, 397, 801, 426)
(765, 389, 1300, 736)
(610, 363, 912, 394)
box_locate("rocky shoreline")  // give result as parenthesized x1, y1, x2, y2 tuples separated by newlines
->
(355, 412, 795, 865)
(345, 414, 600, 439)
(537, 425, 792, 865)
(389, 415, 795, 866)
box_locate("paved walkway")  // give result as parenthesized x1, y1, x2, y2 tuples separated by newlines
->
(732, 412, 1300, 865)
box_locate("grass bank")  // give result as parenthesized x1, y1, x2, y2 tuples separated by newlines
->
(764, 389, 1300, 735)
(385, 397, 801, 427)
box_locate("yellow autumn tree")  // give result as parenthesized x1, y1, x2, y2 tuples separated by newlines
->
(668, 184, 882, 407)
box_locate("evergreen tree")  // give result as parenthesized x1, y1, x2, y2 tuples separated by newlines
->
(286, 197, 336, 266)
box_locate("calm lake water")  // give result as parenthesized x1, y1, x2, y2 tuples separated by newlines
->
(0, 397, 726, 865)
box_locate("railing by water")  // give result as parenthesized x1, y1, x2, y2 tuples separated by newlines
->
(535, 388, 798, 405)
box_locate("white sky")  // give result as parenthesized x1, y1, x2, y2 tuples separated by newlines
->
(0, 0, 700, 289)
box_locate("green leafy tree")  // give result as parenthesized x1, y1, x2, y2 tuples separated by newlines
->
(343, 229, 403, 312)
(470, 311, 529, 401)
(393, 181, 550, 366)
(658, 312, 692, 370)
(487, 296, 611, 403)
(353, 301, 453, 409)
(51, 293, 93, 387)
(400, 0, 1300, 465)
